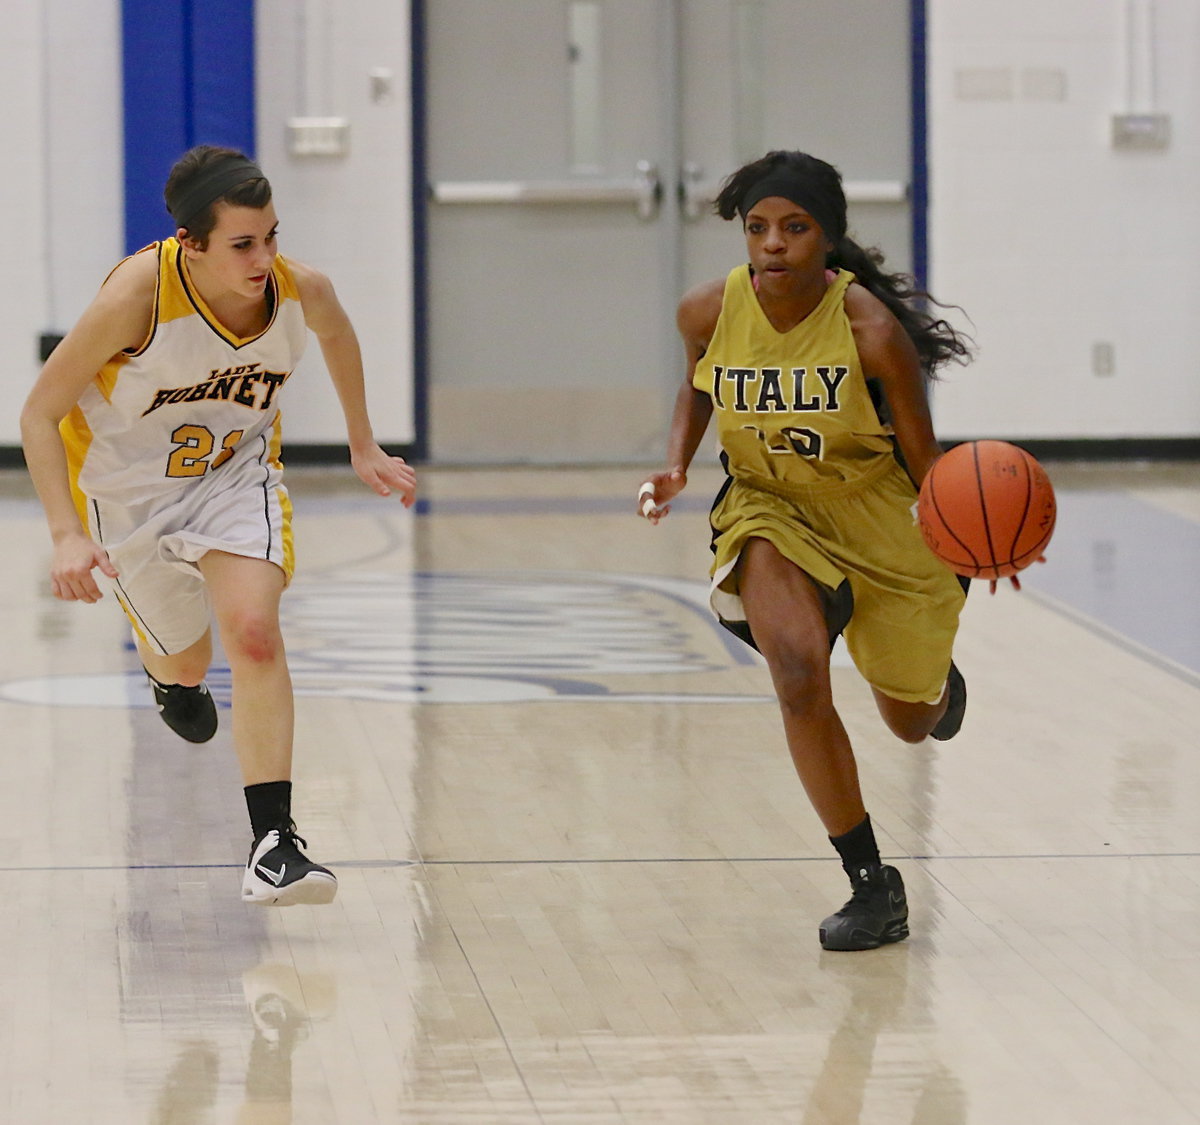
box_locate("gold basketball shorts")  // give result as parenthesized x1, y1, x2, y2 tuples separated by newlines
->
(708, 458, 966, 703)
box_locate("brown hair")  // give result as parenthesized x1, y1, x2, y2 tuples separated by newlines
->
(163, 145, 272, 248)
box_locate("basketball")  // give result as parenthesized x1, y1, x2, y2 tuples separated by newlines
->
(917, 441, 1056, 580)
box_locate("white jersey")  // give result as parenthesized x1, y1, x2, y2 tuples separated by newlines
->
(62, 237, 308, 514)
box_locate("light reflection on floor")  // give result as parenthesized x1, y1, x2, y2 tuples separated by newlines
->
(1, 459, 1199, 1124)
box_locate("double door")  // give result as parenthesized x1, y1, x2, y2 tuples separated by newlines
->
(424, 1, 913, 463)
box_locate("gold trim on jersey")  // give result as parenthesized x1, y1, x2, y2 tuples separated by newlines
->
(174, 241, 282, 350)
(97, 242, 163, 358)
(116, 592, 152, 647)
(268, 414, 295, 579)
(154, 240, 194, 329)
(94, 358, 124, 403)
(62, 405, 93, 528)
(60, 242, 164, 489)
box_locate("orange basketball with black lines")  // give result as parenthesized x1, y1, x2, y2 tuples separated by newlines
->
(917, 441, 1056, 580)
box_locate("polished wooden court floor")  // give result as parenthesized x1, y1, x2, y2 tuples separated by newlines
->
(1, 458, 1199, 1123)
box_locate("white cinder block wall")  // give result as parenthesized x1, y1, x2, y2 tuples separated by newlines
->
(4, 0, 1198, 447)
(928, 0, 1200, 440)
(4, 1, 123, 445)
(4, 0, 413, 449)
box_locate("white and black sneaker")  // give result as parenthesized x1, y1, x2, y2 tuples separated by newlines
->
(146, 669, 218, 743)
(242, 824, 337, 906)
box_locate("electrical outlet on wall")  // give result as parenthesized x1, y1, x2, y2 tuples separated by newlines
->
(1092, 342, 1115, 376)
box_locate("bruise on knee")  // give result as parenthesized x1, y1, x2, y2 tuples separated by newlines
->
(222, 616, 283, 665)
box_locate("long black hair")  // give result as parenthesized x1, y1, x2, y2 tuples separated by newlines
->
(714, 150, 972, 379)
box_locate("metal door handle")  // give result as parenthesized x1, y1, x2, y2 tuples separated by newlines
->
(680, 161, 708, 221)
(679, 162, 909, 222)
(430, 160, 662, 220)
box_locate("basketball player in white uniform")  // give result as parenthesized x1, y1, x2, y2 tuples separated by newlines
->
(20, 145, 417, 906)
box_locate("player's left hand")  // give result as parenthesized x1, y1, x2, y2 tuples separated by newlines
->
(352, 444, 417, 507)
(988, 555, 1046, 595)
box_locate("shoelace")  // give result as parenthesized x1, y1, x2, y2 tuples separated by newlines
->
(840, 871, 888, 911)
(275, 820, 309, 852)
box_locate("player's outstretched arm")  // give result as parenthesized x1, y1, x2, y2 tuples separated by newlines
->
(292, 261, 417, 507)
(20, 253, 155, 600)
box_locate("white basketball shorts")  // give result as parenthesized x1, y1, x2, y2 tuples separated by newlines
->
(85, 444, 294, 656)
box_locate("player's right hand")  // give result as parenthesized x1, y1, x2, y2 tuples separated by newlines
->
(637, 468, 687, 524)
(51, 533, 118, 603)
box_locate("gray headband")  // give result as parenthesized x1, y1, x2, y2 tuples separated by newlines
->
(737, 168, 846, 245)
(169, 157, 265, 230)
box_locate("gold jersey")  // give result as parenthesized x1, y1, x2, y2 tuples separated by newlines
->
(61, 238, 308, 516)
(693, 266, 894, 494)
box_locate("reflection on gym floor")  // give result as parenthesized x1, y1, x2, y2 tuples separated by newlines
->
(1, 460, 1198, 1124)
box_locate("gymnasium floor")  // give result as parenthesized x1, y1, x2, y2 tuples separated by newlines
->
(1, 458, 1198, 1124)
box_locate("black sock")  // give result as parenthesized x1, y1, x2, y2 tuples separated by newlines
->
(829, 815, 881, 881)
(245, 780, 292, 840)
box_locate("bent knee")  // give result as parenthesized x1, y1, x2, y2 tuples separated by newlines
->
(886, 718, 931, 744)
(221, 615, 284, 664)
(770, 654, 834, 716)
(877, 697, 939, 743)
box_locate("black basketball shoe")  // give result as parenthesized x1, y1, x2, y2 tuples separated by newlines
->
(819, 864, 909, 951)
(930, 662, 966, 742)
(242, 823, 338, 907)
(146, 670, 218, 743)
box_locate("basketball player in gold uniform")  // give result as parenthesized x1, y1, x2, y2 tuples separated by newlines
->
(640, 151, 972, 950)
(21, 146, 417, 906)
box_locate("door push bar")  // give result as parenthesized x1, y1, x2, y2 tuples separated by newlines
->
(431, 160, 662, 220)
(432, 162, 907, 223)
(679, 162, 908, 220)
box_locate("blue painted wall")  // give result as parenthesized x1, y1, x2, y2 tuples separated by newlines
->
(909, 0, 928, 292)
(122, 0, 255, 254)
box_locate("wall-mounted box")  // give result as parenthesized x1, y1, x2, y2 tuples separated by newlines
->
(1111, 113, 1169, 150)
(287, 117, 351, 157)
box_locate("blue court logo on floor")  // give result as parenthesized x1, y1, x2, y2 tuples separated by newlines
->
(0, 570, 791, 707)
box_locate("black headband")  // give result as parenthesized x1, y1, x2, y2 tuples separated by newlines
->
(737, 168, 846, 245)
(169, 157, 265, 230)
